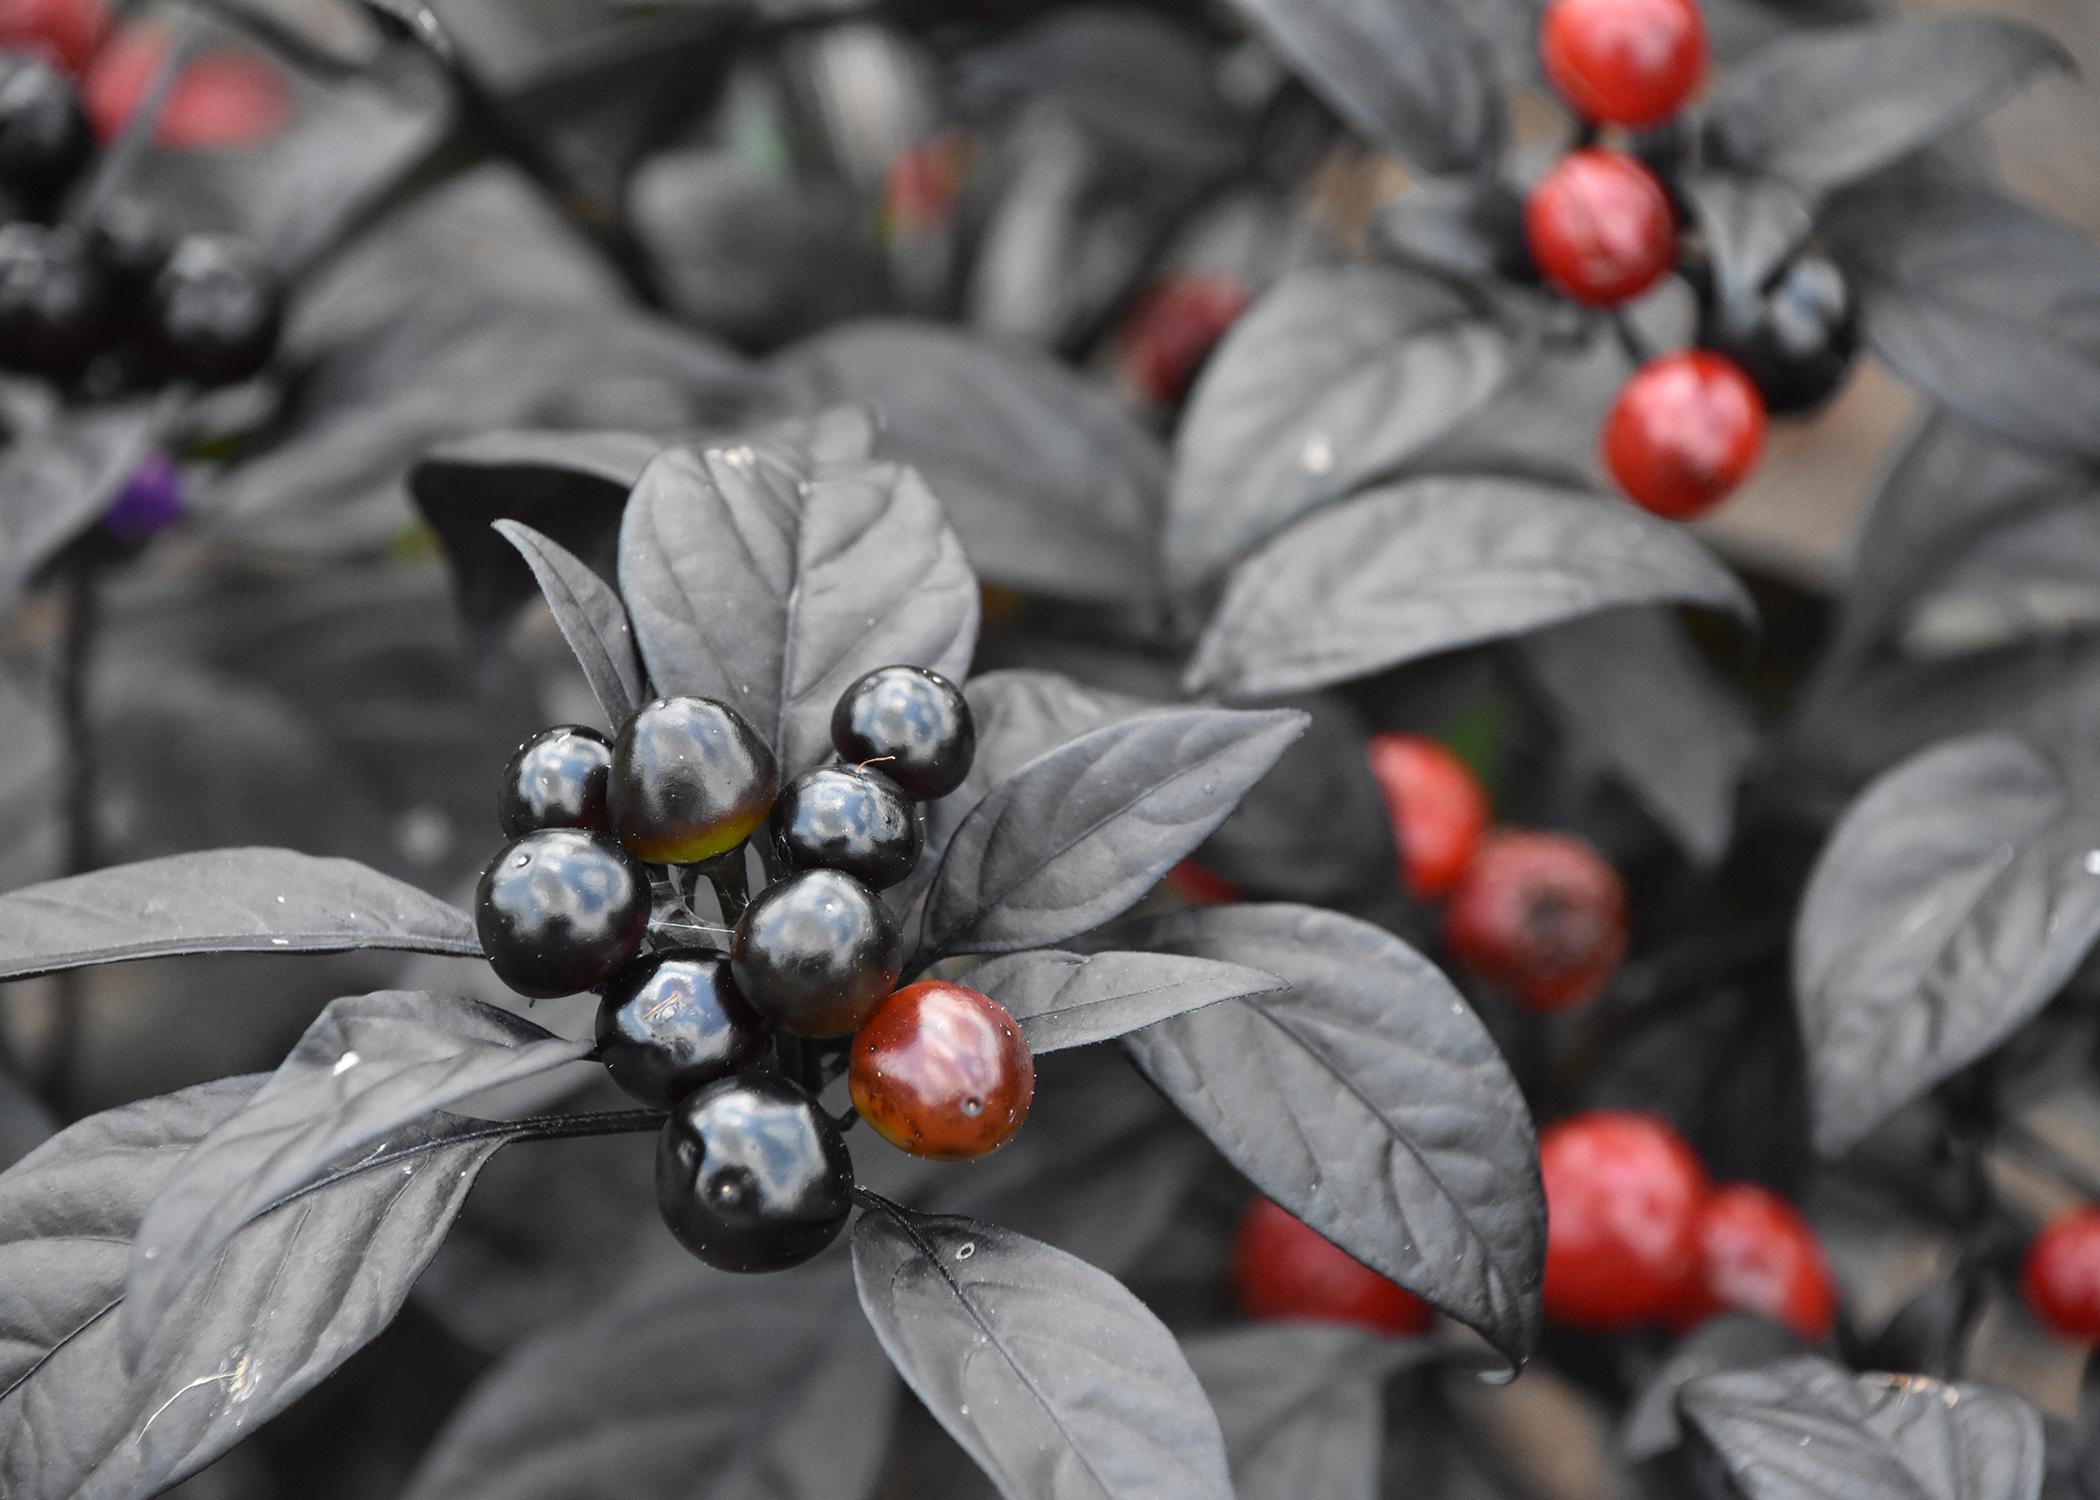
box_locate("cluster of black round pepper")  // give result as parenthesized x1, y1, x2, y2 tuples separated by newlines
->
(475, 665, 1035, 1272)
(0, 50, 279, 389)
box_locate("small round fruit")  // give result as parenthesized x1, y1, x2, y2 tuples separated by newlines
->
(1672, 1184, 1837, 1340)
(1700, 250, 1858, 416)
(595, 949, 768, 1109)
(1234, 1197, 1433, 1337)
(0, 53, 88, 202)
(831, 665, 975, 801)
(2024, 1208, 2100, 1341)
(1540, 0, 1707, 129)
(1604, 351, 1767, 519)
(609, 696, 779, 866)
(1541, 1111, 1707, 1329)
(85, 198, 167, 309)
(851, 981, 1034, 1160)
(731, 868, 901, 1038)
(0, 0, 107, 76)
(771, 763, 922, 890)
(1122, 274, 1250, 407)
(475, 828, 650, 999)
(141, 234, 281, 386)
(1366, 733, 1490, 901)
(1444, 830, 1627, 1013)
(1525, 149, 1676, 307)
(499, 725, 614, 838)
(656, 1073, 854, 1273)
(0, 220, 102, 379)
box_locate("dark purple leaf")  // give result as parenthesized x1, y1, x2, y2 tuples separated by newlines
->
(1795, 734, 2100, 1156)
(1679, 1356, 2044, 1500)
(772, 321, 1168, 602)
(1706, 17, 2072, 195)
(917, 706, 1308, 960)
(404, 1264, 896, 1500)
(1186, 474, 1752, 700)
(852, 1206, 1232, 1500)
(0, 848, 481, 981)
(1120, 903, 1543, 1363)
(1167, 265, 1512, 589)
(0, 1078, 512, 1496)
(496, 519, 645, 727)
(965, 948, 1285, 1053)
(123, 992, 592, 1359)
(616, 409, 978, 774)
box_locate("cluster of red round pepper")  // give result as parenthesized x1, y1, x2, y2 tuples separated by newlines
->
(1368, 733, 1629, 1015)
(1541, 1111, 1836, 1339)
(1526, 0, 1857, 521)
(473, 666, 1037, 1272)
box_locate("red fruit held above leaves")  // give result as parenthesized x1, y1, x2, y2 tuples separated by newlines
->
(1605, 350, 1767, 520)
(1524, 149, 1676, 307)
(2024, 1208, 2100, 1341)
(84, 26, 289, 149)
(1234, 1197, 1432, 1337)
(1444, 830, 1627, 1012)
(1122, 274, 1250, 407)
(1541, 1111, 1707, 1329)
(1540, 0, 1708, 129)
(1673, 1184, 1837, 1340)
(1366, 733, 1490, 901)
(0, 0, 103, 74)
(850, 980, 1035, 1160)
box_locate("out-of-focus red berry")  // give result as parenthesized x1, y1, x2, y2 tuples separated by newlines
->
(1541, 1112, 1707, 1329)
(1444, 830, 1627, 1013)
(1234, 1197, 1433, 1337)
(84, 26, 288, 149)
(1672, 1184, 1837, 1340)
(1365, 733, 1490, 901)
(1604, 351, 1767, 520)
(2024, 1208, 2100, 1341)
(0, 0, 103, 74)
(883, 129, 970, 238)
(1540, 0, 1708, 128)
(1121, 274, 1250, 407)
(1524, 149, 1676, 307)
(1164, 858, 1240, 907)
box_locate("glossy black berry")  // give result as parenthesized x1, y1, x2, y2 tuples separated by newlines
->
(0, 55, 90, 205)
(476, 828, 650, 999)
(610, 696, 779, 866)
(0, 221, 102, 380)
(731, 868, 901, 1038)
(770, 764, 922, 890)
(142, 235, 281, 387)
(85, 201, 169, 311)
(498, 725, 613, 838)
(655, 1073, 854, 1272)
(1700, 249, 1859, 417)
(831, 665, 975, 801)
(595, 949, 768, 1109)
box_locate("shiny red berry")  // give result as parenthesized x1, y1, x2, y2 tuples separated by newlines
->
(1234, 1197, 1432, 1337)
(1444, 831, 1627, 1013)
(1541, 1111, 1707, 1329)
(1540, 0, 1707, 128)
(850, 980, 1034, 1160)
(1671, 1184, 1837, 1340)
(1366, 733, 1490, 901)
(2024, 1209, 2100, 1341)
(1122, 274, 1250, 407)
(1524, 149, 1676, 307)
(1604, 351, 1766, 519)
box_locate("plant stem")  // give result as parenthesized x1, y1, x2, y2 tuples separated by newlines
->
(508, 1106, 667, 1144)
(1996, 1113, 2100, 1207)
(39, 553, 101, 1100)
